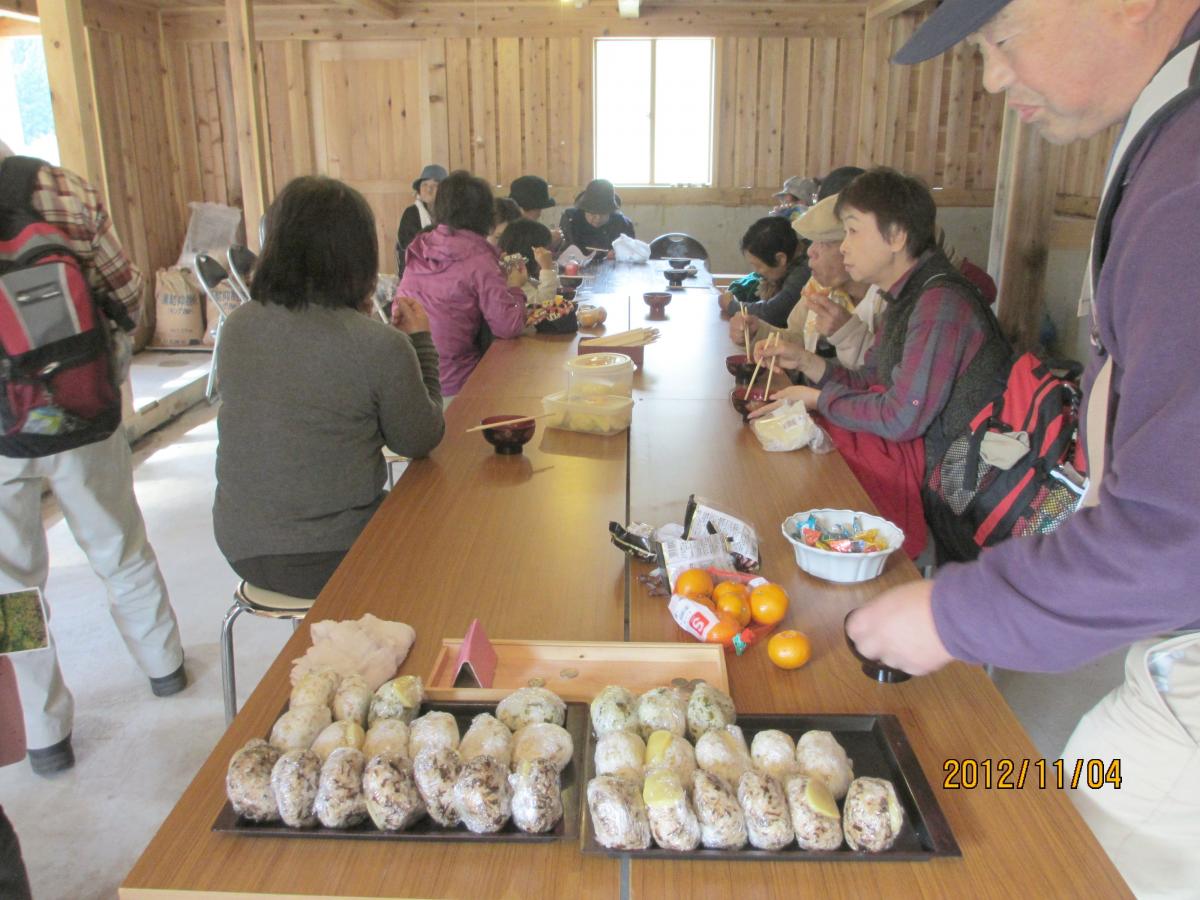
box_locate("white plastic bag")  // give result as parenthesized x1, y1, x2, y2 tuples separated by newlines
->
(175, 201, 243, 271)
(612, 234, 651, 264)
(750, 401, 834, 453)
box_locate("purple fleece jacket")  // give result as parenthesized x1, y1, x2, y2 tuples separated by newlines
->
(932, 16, 1200, 672)
(398, 224, 526, 396)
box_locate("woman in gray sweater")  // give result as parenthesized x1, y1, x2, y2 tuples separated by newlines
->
(213, 176, 445, 598)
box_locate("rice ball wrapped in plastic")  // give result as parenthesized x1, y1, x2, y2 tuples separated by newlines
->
(413, 747, 463, 827)
(737, 770, 794, 851)
(643, 769, 701, 851)
(362, 718, 410, 760)
(453, 756, 513, 834)
(691, 770, 748, 850)
(509, 758, 563, 833)
(512, 722, 574, 773)
(226, 739, 281, 822)
(594, 730, 646, 784)
(590, 685, 639, 736)
(795, 730, 854, 800)
(458, 713, 514, 766)
(309, 720, 366, 762)
(686, 682, 736, 742)
(751, 729, 798, 782)
(643, 730, 696, 783)
(587, 775, 652, 850)
(331, 674, 372, 728)
(269, 704, 332, 752)
(496, 687, 567, 732)
(695, 724, 752, 788)
(290, 668, 340, 710)
(314, 747, 367, 829)
(843, 777, 905, 852)
(363, 752, 425, 831)
(368, 675, 424, 726)
(408, 710, 460, 759)
(270, 749, 321, 828)
(636, 687, 688, 740)
(785, 774, 844, 850)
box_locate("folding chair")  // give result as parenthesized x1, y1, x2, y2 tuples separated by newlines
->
(648, 233, 710, 261)
(226, 244, 256, 305)
(195, 254, 232, 402)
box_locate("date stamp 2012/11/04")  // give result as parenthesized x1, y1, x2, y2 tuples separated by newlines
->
(943, 758, 1122, 790)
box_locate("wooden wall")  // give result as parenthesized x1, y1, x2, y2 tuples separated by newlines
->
(83, 0, 186, 345)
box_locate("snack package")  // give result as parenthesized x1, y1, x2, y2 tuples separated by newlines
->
(609, 521, 658, 563)
(667, 595, 771, 656)
(683, 496, 760, 572)
(750, 402, 834, 454)
(656, 535, 734, 591)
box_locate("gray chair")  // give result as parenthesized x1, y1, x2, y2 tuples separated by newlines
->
(649, 233, 709, 261)
(220, 580, 314, 724)
(195, 254, 233, 402)
(226, 244, 256, 305)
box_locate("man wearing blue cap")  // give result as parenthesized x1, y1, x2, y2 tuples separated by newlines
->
(846, 2, 1200, 895)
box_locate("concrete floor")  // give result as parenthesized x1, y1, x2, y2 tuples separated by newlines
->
(0, 395, 1127, 899)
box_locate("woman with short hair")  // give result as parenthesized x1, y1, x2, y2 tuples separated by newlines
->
(394, 170, 527, 397)
(214, 176, 445, 598)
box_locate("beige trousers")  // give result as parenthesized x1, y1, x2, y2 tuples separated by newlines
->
(1061, 631, 1200, 899)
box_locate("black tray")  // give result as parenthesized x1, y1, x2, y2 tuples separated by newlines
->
(581, 713, 960, 861)
(213, 700, 586, 843)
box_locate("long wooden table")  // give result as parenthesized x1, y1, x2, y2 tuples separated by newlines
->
(122, 261, 1130, 898)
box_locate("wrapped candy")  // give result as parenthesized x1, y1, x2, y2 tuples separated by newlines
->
(794, 514, 889, 554)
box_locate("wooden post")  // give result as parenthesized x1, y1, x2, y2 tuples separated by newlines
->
(37, 0, 103, 188)
(987, 101, 1064, 352)
(225, 0, 269, 250)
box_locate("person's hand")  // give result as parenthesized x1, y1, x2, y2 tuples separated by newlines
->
(550, 227, 563, 245)
(809, 293, 853, 336)
(391, 295, 430, 334)
(718, 290, 735, 313)
(729, 311, 759, 346)
(748, 385, 820, 418)
(533, 247, 554, 272)
(753, 335, 828, 383)
(845, 581, 955, 677)
(506, 260, 529, 288)
(605, 250, 616, 261)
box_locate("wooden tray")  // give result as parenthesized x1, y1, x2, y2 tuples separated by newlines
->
(426, 639, 729, 703)
(213, 700, 586, 843)
(581, 713, 961, 862)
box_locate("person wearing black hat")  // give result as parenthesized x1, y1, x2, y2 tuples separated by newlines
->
(558, 178, 635, 255)
(509, 175, 564, 248)
(395, 164, 448, 276)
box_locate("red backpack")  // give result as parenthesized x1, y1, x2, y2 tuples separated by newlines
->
(0, 156, 128, 458)
(927, 353, 1086, 555)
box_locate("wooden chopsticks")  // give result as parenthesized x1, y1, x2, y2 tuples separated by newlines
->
(580, 328, 660, 349)
(464, 413, 553, 434)
(747, 331, 780, 394)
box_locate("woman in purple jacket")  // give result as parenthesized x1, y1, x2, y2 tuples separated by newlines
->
(394, 171, 527, 397)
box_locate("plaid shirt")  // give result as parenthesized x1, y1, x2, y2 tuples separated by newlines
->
(816, 259, 987, 442)
(28, 164, 143, 323)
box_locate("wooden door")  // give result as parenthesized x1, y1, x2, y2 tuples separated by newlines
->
(308, 41, 431, 274)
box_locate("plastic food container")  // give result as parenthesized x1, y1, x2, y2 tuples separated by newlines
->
(542, 391, 634, 435)
(566, 353, 636, 400)
(781, 510, 904, 584)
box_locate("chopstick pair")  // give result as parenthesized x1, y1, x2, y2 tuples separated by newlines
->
(747, 332, 781, 396)
(580, 327, 660, 349)
(464, 413, 553, 434)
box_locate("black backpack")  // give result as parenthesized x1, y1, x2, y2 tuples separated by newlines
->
(0, 156, 130, 458)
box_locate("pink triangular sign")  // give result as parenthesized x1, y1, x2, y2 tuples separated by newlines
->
(453, 619, 497, 688)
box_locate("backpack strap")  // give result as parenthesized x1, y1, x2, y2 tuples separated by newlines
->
(0, 156, 46, 218)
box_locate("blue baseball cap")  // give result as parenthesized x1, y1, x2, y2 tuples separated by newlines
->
(893, 0, 1013, 65)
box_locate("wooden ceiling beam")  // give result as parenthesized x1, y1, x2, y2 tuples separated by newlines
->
(331, 0, 397, 19)
(866, 0, 928, 20)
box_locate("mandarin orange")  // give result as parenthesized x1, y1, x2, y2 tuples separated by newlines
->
(674, 568, 715, 599)
(767, 630, 811, 669)
(750, 583, 789, 625)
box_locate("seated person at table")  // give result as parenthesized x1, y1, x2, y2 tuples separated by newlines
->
(752, 168, 1009, 561)
(753, 194, 875, 363)
(559, 179, 635, 255)
(769, 174, 820, 222)
(509, 174, 563, 248)
(497, 219, 571, 330)
(725, 217, 811, 342)
(490, 197, 522, 246)
(395, 170, 527, 398)
(395, 163, 447, 277)
(214, 176, 445, 599)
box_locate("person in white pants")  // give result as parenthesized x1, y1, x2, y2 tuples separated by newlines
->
(0, 146, 185, 775)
